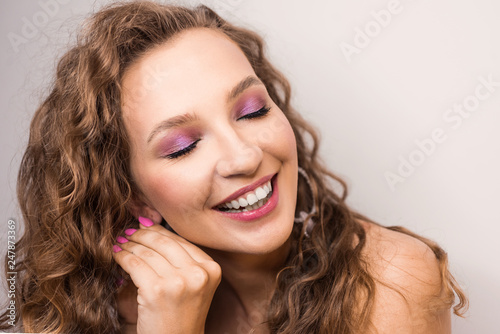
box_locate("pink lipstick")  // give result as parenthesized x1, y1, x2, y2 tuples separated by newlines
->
(214, 174, 279, 221)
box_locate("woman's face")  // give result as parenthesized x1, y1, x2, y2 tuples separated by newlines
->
(121, 28, 298, 254)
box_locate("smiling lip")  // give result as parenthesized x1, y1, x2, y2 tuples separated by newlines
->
(213, 173, 276, 208)
(214, 174, 279, 221)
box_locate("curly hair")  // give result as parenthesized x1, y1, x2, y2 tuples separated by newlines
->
(0, 1, 467, 333)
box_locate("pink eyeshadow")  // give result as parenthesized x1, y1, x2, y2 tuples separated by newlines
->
(234, 94, 266, 118)
(157, 130, 199, 156)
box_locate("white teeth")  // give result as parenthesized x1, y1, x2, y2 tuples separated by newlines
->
(249, 196, 268, 211)
(218, 177, 274, 212)
(225, 197, 269, 213)
(239, 198, 248, 207)
(255, 187, 267, 200)
(247, 193, 258, 205)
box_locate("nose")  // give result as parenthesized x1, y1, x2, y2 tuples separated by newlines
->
(215, 130, 263, 178)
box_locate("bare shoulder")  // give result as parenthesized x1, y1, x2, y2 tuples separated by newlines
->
(358, 220, 451, 334)
(359, 220, 441, 288)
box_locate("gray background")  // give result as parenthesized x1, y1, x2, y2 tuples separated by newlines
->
(1, 0, 499, 333)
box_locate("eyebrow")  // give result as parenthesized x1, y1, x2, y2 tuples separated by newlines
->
(146, 75, 264, 144)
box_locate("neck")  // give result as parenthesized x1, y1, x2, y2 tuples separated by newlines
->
(203, 236, 292, 317)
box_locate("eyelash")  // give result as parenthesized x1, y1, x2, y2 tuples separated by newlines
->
(165, 105, 271, 160)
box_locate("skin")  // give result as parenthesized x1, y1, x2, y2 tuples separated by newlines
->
(114, 27, 298, 334)
(360, 221, 452, 334)
(113, 28, 452, 333)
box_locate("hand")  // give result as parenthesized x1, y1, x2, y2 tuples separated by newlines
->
(113, 219, 222, 334)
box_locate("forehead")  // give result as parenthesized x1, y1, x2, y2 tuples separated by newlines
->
(120, 28, 256, 118)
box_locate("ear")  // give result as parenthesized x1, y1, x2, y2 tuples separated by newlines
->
(127, 194, 163, 225)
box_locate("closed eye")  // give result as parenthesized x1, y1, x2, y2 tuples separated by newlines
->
(164, 106, 271, 160)
(238, 106, 271, 120)
(164, 139, 200, 159)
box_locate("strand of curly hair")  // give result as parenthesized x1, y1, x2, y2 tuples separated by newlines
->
(0, 2, 467, 333)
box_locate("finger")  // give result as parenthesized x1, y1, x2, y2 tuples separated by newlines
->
(144, 223, 216, 263)
(134, 218, 216, 263)
(121, 232, 197, 269)
(136, 217, 192, 248)
(112, 245, 170, 290)
(119, 239, 178, 271)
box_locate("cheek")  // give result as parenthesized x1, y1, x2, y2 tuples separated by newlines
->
(146, 177, 178, 203)
(135, 170, 180, 207)
(133, 163, 211, 221)
(281, 116, 298, 153)
(256, 111, 297, 158)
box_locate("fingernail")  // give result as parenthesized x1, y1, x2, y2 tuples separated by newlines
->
(138, 216, 154, 227)
(116, 236, 128, 244)
(113, 245, 123, 253)
(124, 228, 137, 236)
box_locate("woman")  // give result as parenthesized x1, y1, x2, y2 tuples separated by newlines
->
(1, 1, 467, 333)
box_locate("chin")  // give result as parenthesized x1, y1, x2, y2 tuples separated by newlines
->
(228, 219, 294, 255)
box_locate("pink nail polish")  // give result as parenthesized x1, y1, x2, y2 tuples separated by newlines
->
(124, 228, 137, 236)
(116, 236, 128, 244)
(138, 216, 154, 227)
(113, 245, 122, 253)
